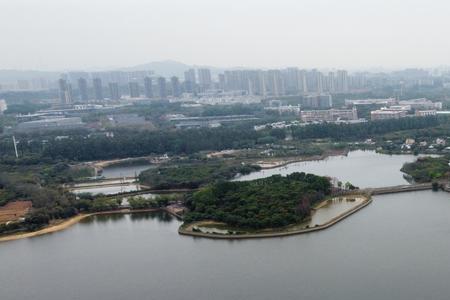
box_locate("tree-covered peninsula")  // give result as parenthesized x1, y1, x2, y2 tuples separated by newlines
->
(401, 155, 450, 183)
(139, 162, 261, 190)
(184, 172, 332, 229)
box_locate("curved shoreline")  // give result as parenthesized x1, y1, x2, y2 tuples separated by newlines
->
(178, 195, 372, 239)
(255, 149, 349, 170)
(0, 208, 161, 243)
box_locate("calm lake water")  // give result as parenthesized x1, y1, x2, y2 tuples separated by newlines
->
(236, 150, 425, 187)
(71, 183, 142, 195)
(306, 196, 365, 226)
(101, 162, 154, 179)
(1, 191, 450, 300)
(1, 151, 448, 300)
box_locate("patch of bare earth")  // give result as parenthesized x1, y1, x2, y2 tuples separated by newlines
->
(0, 201, 32, 224)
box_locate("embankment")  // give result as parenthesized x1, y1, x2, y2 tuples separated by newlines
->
(179, 195, 372, 239)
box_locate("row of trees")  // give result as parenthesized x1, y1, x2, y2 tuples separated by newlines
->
(1, 116, 448, 162)
(292, 116, 445, 140)
(401, 155, 450, 182)
(127, 195, 171, 209)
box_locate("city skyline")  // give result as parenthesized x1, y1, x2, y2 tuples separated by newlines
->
(2, 0, 450, 70)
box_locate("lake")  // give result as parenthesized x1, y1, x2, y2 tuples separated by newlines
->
(1, 151, 449, 300)
(71, 183, 142, 195)
(101, 162, 154, 179)
(236, 150, 425, 188)
(1, 191, 449, 300)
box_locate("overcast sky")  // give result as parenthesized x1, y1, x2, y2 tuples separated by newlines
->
(1, 0, 450, 71)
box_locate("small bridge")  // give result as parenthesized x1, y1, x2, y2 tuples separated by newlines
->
(364, 183, 433, 195)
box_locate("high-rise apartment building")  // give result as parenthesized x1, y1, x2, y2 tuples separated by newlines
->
(58, 79, 73, 105)
(184, 69, 196, 93)
(327, 72, 336, 92)
(336, 70, 349, 92)
(108, 82, 120, 100)
(266, 70, 285, 96)
(92, 78, 104, 100)
(157, 77, 167, 99)
(128, 82, 140, 98)
(77, 78, 89, 101)
(298, 70, 308, 94)
(197, 68, 212, 90)
(144, 76, 153, 98)
(171, 76, 181, 97)
(285, 68, 300, 94)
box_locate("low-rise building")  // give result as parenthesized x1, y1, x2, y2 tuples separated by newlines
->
(16, 117, 84, 132)
(301, 108, 358, 123)
(398, 98, 442, 110)
(370, 109, 407, 120)
(405, 138, 415, 145)
(435, 138, 446, 146)
(303, 94, 333, 108)
(264, 105, 301, 115)
(345, 98, 396, 107)
(388, 105, 411, 111)
(415, 110, 437, 117)
(171, 115, 259, 129)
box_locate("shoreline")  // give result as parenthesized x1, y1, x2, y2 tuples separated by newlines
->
(254, 149, 349, 170)
(0, 208, 162, 243)
(178, 194, 372, 239)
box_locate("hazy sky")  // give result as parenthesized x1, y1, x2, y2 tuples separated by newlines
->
(2, 0, 450, 71)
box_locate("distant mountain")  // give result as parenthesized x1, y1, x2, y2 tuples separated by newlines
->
(122, 60, 192, 77)
(0, 61, 251, 83)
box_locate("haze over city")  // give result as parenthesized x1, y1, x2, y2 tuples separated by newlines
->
(2, 0, 450, 71)
(1, 2, 450, 300)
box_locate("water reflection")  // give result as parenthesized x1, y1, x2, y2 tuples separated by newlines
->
(72, 184, 142, 195)
(82, 211, 175, 225)
(2, 192, 450, 300)
(101, 162, 155, 179)
(236, 150, 425, 188)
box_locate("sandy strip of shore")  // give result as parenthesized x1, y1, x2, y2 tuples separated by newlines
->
(0, 208, 160, 243)
(0, 214, 93, 243)
(256, 149, 349, 170)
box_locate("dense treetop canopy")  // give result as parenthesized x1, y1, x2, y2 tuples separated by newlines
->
(185, 172, 332, 229)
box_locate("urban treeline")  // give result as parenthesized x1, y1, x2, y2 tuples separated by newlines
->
(1, 115, 448, 162)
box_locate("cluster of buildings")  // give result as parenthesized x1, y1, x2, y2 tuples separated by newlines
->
(3, 66, 449, 97)
(343, 97, 445, 121)
(356, 98, 445, 120)
(290, 97, 445, 124)
(401, 137, 449, 152)
(213, 68, 361, 96)
(263, 94, 333, 117)
(53, 68, 366, 106)
(57, 71, 173, 105)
